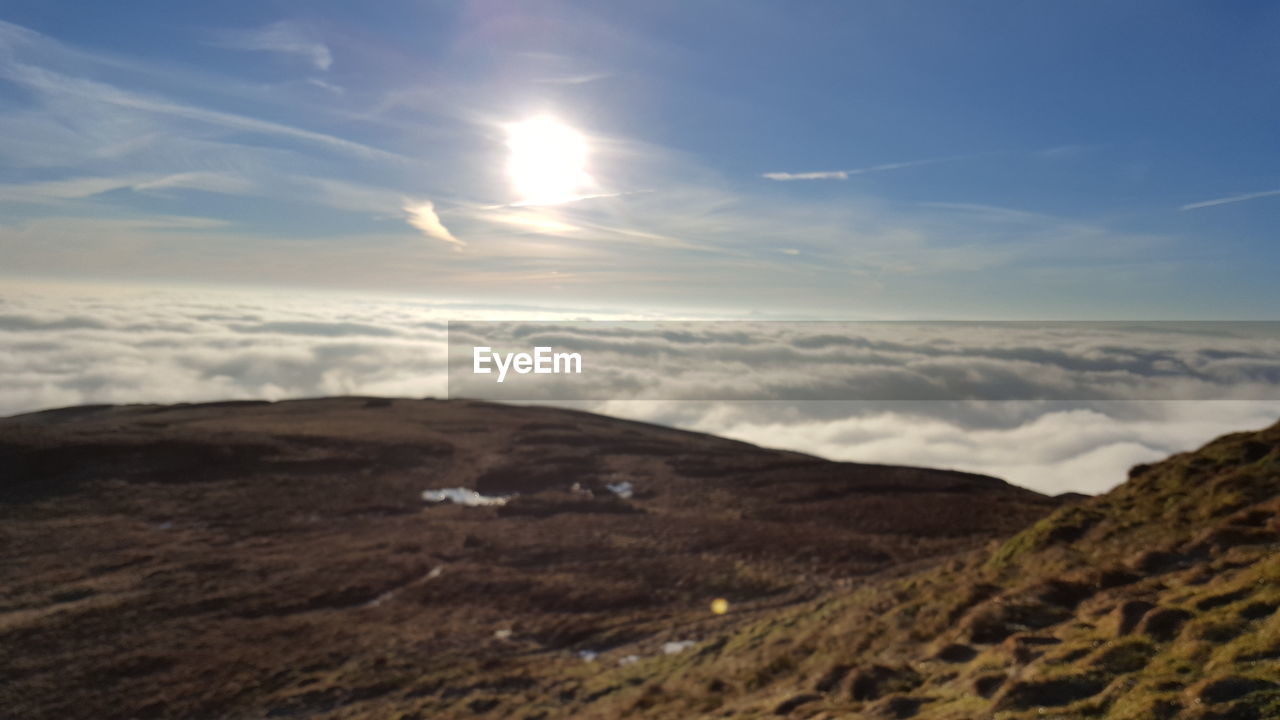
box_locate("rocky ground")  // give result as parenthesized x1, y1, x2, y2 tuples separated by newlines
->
(0, 397, 1060, 720)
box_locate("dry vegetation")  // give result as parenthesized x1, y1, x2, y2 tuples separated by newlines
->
(0, 397, 1057, 720)
(1, 400, 1274, 718)
(544, 420, 1280, 720)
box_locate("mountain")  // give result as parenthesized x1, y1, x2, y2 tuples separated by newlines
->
(13, 403, 1275, 719)
(0, 397, 1059, 720)
(545, 419, 1280, 720)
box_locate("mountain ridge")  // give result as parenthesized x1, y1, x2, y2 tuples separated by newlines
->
(0, 397, 1058, 720)
(549, 419, 1279, 719)
(3, 400, 1274, 718)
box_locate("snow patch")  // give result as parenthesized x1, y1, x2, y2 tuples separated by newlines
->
(421, 488, 512, 506)
(662, 640, 697, 655)
(606, 481, 634, 499)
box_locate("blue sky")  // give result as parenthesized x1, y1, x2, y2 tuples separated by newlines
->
(1, 1, 1278, 318)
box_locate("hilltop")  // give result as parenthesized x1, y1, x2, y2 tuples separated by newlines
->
(0, 397, 1057, 720)
(548, 419, 1280, 719)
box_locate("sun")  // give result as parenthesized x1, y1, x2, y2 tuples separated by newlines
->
(505, 116, 590, 206)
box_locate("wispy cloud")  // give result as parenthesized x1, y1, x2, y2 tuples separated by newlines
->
(306, 77, 345, 94)
(0, 62, 407, 164)
(213, 21, 333, 71)
(535, 72, 611, 85)
(1181, 188, 1280, 211)
(0, 17, 1195, 311)
(405, 201, 462, 246)
(0, 173, 250, 203)
(1036, 144, 1096, 158)
(133, 172, 256, 195)
(0, 175, 150, 203)
(479, 207, 581, 235)
(762, 155, 969, 181)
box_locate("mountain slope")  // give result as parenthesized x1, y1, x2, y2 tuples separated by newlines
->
(0, 397, 1058, 720)
(552, 420, 1280, 720)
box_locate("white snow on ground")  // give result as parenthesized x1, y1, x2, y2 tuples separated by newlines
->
(606, 481, 634, 499)
(421, 488, 512, 506)
(577, 639, 696, 665)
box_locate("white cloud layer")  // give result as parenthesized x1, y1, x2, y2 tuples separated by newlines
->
(448, 321, 1280, 402)
(0, 286, 449, 413)
(3, 286, 1277, 497)
(597, 401, 1280, 495)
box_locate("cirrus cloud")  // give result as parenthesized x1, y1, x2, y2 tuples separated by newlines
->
(212, 21, 333, 71)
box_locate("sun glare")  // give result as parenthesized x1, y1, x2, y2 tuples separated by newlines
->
(505, 116, 590, 206)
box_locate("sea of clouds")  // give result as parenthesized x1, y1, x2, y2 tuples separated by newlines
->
(449, 321, 1280, 402)
(3, 284, 1279, 496)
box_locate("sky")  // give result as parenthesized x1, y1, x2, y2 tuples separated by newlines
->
(3, 3, 1280, 494)
(2, 1, 1279, 318)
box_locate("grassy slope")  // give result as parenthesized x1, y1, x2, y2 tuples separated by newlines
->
(525, 421, 1280, 720)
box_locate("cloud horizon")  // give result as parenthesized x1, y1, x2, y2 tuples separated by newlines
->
(4, 285, 1279, 496)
